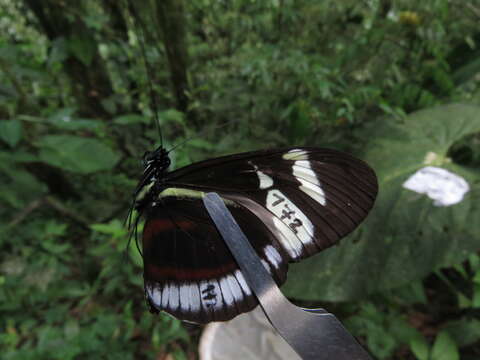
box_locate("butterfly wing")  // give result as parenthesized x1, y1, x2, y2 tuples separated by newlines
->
(143, 195, 288, 323)
(141, 147, 377, 323)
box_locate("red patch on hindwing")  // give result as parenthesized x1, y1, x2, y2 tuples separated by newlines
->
(143, 218, 197, 242)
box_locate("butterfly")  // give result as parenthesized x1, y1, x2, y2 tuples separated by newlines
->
(130, 146, 378, 324)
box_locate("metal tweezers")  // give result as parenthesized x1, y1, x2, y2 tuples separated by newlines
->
(203, 192, 372, 360)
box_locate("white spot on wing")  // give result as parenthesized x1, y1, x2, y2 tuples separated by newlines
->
(266, 189, 314, 254)
(189, 284, 201, 313)
(161, 283, 170, 308)
(403, 166, 470, 206)
(226, 274, 243, 303)
(283, 149, 309, 160)
(261, 259, 271, 273)
(299, 182, 326, 206)
(147, 283, 162, 306)
(264, 245, 282, 269)
(272, 217, 303, 258)
(251, 163, 274, 189)
(219, 277, 234, 306)
(257, 170, 274, 189)
(168, 284, 180, 310)
(292, 161, 326, 206)
(293, 162, 319, 183)
(179, 283, 190, 312)
(234, 270, 252, 296)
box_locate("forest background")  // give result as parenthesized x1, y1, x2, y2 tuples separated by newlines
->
(1, 1, 480, 359)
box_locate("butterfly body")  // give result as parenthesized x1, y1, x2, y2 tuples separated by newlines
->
(132, 147, 378, 323)
(133, 146, 171, 214)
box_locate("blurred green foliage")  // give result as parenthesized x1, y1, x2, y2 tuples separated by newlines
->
(1, 0, 480, 359)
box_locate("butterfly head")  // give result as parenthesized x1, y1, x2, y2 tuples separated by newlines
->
(143, 146, 171, 174)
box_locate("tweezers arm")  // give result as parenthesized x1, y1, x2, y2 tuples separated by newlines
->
(203, 192, 372, 360)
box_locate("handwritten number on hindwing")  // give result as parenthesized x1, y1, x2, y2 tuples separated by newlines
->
(272, 193, 285, 206)
(280, 204, 295, 220)
(289, 218, 302, 234)
(271, 193, 303, 233)
(201, 284, 218, 308)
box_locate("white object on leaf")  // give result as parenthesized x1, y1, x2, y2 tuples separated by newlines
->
(403, 166, 470, 206)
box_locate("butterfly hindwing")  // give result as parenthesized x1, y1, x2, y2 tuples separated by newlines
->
(143, 194, 288, 323)
(139, 147, 378, 323)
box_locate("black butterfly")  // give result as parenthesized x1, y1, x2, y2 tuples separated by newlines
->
(130, 146, 377, 324)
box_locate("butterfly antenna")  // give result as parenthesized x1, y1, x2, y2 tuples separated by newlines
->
(134, 216, 143, 257)
(126, 0, 163, 147)
(122, 206, 134, 265)
(166, 135, 195, 154)
(123, 208, 144, 265)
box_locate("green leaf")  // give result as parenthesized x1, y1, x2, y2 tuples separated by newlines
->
(64, 320, 80, 340)
(473, 271, 480, 284)
(68, 35, 96, 66)
(55, 118, 103, 131)
(458, 292, 472, 309)
(37, 135, 119, 174)
(384, 281, 428, 306)
(389, 317, 423, 345)
(158, 109, 185, 124)
(48, 107, 76, 123)
(409, 335, 429, 360)
(48, 37, 69, 64)
(431, 331, 459, 360)
(0, 119, 22, 147)
(472, 284, 480, 308)
(444, 318, 480, 347)
(284, 104, 480, 301)
(41, 241, 70, 255)
(47, 108, 102, 131)
(113, 114, 149, 125)
(469, 254, 480, 272)
(344, 303, 403, 358)
(90, 219, 126, 238)
(44, 221, 68, 238)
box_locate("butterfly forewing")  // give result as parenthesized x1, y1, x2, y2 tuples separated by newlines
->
(139, 147, 377, 323)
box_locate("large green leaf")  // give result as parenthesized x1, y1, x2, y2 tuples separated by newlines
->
(284, 104, 480, 301)
(431, 331, 460, 360)
(38, 135, 119, 174)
